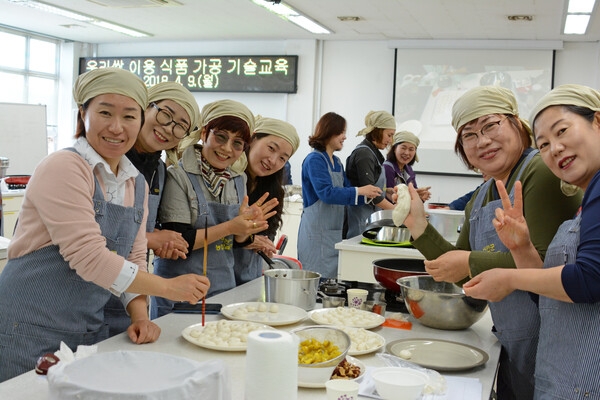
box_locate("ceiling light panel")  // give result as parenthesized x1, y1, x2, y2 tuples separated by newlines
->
(87, 0, 181, 7)
(564, 0, 595, 35)
(568, 0, 596, 13)
(564, 14, 591, 34)
(8, 0, 94, 22)
(7, 0, 151, 37)
(250, 0, 332, 34)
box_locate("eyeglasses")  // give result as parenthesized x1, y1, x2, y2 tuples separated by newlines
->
(459, 116, 508, 148)
(151, 103, 190, 139)
(210, 129, 247, 151)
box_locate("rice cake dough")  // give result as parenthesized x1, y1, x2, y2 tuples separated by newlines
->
(392, 184, 410, 226)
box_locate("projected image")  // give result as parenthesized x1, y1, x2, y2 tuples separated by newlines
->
(393, 49, 553, 174)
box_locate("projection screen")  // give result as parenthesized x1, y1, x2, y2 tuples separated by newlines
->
(393, 49, 554, 175)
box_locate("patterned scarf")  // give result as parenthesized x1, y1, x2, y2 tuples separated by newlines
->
(196, 147, 231, 198)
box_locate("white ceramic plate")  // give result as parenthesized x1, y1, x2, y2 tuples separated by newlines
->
(386, 338, 489, 372)
(308, 308, 385, 329)
(181, 320, 274, 352)
(220, 302, 307, 326)
(298, 355, 366, 388)
(337, 326, 386, 356)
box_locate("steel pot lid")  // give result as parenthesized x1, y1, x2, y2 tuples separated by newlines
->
(363, 224, 409, 241)
(364, 210, 395, 228)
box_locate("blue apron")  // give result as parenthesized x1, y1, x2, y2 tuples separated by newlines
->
(103, 159, 165, 337)
(298, 151, 345, 279)
(151, 169, 244, 319)
(345, 145, 386, 239)
(233, 240, 264, 285)
(535, 215, 600, 399)
(469, 150, 539, 400)
(0, 149, 145, 382)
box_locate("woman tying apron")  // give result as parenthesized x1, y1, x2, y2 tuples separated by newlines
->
(345, 110, 396, 239)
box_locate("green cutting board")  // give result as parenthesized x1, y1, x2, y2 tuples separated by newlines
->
(361, 237, 413, 247)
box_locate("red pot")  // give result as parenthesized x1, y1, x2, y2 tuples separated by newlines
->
(372, 258, 428, 293)
(427, 202, 449, 209)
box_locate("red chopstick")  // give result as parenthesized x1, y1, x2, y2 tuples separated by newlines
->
(202, 216, 208, 326)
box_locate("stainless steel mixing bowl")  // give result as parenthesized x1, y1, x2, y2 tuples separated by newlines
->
(397, 275, 488, 330)
(363, 210, 411, 243)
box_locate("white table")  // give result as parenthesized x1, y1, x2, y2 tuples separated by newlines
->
(0, 278, 500, 400)
(336, 235, 425, 283)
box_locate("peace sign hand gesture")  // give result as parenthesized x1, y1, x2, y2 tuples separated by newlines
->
(492, 180, 532, 251)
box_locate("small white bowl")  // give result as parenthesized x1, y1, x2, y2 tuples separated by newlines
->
(372, 367, 429, 400)
(293, 326, 351, 386)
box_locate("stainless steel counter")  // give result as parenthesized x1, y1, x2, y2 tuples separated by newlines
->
(0, 278, 500, 400)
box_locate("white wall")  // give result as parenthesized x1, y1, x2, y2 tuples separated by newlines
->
(55, 39, 600, 204)
(319, 41, 396, 168)
(554, 41, 600, 89)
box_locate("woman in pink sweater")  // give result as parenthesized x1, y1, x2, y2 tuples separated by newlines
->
(0, 68, 210, 382)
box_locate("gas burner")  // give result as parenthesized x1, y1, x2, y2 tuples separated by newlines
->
(384, 289, 408, 313)
(316, 279, 408, 313)
(319, 278, 344, 296)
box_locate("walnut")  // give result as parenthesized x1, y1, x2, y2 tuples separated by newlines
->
(330, 358, 361, 380)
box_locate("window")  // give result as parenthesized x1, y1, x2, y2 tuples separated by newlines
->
(0, 27, 60, 153)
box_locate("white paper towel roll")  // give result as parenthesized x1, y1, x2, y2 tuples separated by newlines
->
(245, 329, 298, 400)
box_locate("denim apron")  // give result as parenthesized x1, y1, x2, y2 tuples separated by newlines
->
(103, 159, 164, 337)
(233, 241, 264, 285)
(535, 215, 600, 399)
(345, 145, 386, 239)
(298, 152, 345, 279)
(0, 149, 145, 382)
(469, 150, 539, 400)
(151, 170, 244, 319)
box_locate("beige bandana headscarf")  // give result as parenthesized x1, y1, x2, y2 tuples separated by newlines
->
(201, 99, 254, 132)
(180, 99, 254, 151)
(451, 86, 531, 137)
(148, 82, 200, 166)
(530, 84, 600, 123)
(392, 130, 420, 162)
(357, 110, 396, 136)
(230, 115, 300, 174)
(73, 67, 147, 110)
(530, 84, 600, 196)
(254, 115, 300, 155)
(148, 82, 200, 132)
